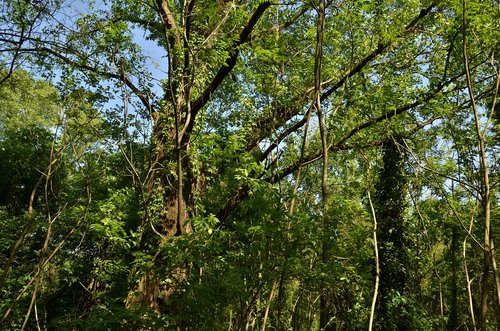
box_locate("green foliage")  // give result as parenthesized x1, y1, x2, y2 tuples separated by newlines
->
(0, 126, 54, 211)
(1, 0, 500, 329)
(0, 70, 59, 130)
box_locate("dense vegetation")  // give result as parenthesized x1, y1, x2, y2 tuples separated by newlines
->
(1, 0, 500, 329)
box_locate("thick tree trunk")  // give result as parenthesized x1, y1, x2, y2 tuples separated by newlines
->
(375, 140, 409, 330)
(126, 0, 271, 319)
(127, 99, 194, 313)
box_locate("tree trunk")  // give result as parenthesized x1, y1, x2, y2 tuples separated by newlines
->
(374, 140, 409, 330)
(448, 225, 459, 330)
(127, 96, 194, 314)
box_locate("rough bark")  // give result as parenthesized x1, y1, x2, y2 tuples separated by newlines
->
(127, 0, 273, 315)
(374, 140, 409, 330)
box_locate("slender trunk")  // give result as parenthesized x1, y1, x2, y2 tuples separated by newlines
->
(367, 190, 380, 331)
(489, 70, 500, 324)
(261, 281, 278, 331)
(448, 226, 459, 330)
(464, 215, 478, 331)
(490, 238, 500, 327)
(275, 263, 286, 330)
(21, 136, 59, 330)
(312, 1, 329, 329)
(463, 1, 491, 327)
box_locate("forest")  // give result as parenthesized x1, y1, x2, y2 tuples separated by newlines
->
(0, 0, 500, 330)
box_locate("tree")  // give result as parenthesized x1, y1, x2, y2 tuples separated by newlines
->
(374, 139, 409, 330)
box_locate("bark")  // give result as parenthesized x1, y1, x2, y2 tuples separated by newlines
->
(462, 1, 493, 327)
(246, 2, 438, 156)
(464, 215, 478, 331)
(312, 1, 331, 329)
(367, 190, 380, 331)
(448, 226, 459, 330)
(374, 140, 409, 330)
(127, 0, 273, 315)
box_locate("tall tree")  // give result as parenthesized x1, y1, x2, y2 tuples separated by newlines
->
(374, 139, 409, 330)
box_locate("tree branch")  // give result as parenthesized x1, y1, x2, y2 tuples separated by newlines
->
(14, 46, 154, 113)
(245, 2, 438, 154)
(187, 1, 272, 133)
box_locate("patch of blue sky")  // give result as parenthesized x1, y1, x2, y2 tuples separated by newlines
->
(39, 0, 170, 141)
